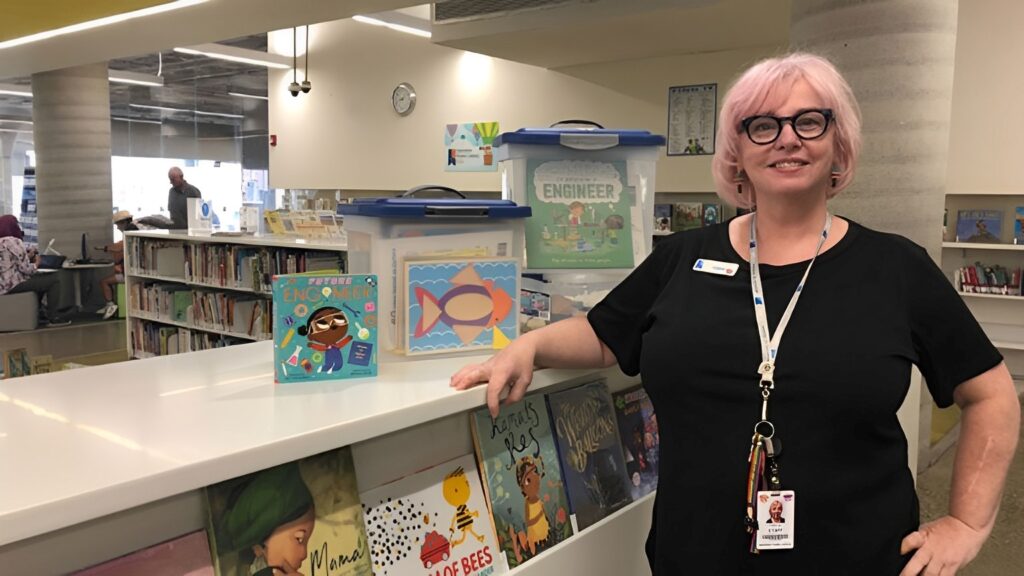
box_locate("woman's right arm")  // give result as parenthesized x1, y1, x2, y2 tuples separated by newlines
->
(450, 316, 616, 417)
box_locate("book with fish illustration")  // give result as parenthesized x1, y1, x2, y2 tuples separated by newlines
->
(359, 454, 505, 576)
(612, 384, 659, 500)
(547, 380, 633, 530)
(470, 395, 573, 569)
(272, 273, 378, 383)
(205, 446, 372, 576)
(403, 258, 518, 356)
(71, 530, 214, 576)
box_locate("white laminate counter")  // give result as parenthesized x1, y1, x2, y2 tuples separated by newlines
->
(0, 342, 598, 547)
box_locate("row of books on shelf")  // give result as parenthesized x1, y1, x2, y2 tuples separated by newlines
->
(129, 319, 251, 357)
(130, 282, 272, 338)
(953, 263, 1022, 296)
(947, 208, 1024, 244)
(72, 379, 659, 576)
(185, 243, 344, 293)
(653, 201, 723, 235)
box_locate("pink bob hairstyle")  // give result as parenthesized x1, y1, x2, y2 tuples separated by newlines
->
(711, 53, 862, 209)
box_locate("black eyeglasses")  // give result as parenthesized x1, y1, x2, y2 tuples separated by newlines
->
(740, 108, 834, 145)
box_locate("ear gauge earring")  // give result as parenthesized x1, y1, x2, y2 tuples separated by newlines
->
(734, 169, 747, 194)
(831, 167, 841, 188)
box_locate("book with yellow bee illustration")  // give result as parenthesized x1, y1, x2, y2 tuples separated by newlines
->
(359, 454, 505, 576)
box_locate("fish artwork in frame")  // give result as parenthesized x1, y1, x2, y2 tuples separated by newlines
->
(404, 257, 519, 355)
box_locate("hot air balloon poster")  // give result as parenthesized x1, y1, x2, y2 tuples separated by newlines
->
(404, 258, 519, 355)
(445, 122, 500, 172)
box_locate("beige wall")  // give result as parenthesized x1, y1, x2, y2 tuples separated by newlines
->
(268, 19, 782, 192)
(945, 0, 1024, 194)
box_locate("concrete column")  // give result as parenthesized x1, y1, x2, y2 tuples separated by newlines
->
(32, 62, 113, 258)
(790, 1, 959, 476)
(791, 0, 958, 260)
(0, 133, 16, 215)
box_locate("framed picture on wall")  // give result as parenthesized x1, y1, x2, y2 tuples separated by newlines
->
(667, 83, 717, 156)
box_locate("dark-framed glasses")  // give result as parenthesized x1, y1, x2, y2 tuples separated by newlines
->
(740, 108, 834, 145)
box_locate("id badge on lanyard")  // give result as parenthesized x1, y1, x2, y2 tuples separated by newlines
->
(743, 212, 831, 553)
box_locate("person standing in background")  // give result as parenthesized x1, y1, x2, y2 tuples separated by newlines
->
(167, 166, 201, 230)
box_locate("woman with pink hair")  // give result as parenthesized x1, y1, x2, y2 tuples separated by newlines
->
(0, 215, 68, 327)
(451, 53, 1018, 575)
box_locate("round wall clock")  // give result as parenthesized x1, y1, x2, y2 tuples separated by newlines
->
(392, 82, 416, 116)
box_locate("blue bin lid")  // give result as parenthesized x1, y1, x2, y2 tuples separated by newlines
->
(337, 197, 531, 219)
(494, 128, 666, 148)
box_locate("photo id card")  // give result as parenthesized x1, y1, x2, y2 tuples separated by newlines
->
(756, 490, 795, 550)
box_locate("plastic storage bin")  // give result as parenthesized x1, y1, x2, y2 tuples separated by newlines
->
(494, 125, 665, 278)
(338, 188, 530, 355)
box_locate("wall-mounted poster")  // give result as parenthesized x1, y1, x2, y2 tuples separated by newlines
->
(667, 84, 717, 156)
(445, 122, 500, 172)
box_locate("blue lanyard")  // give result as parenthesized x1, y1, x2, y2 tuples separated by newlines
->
(748, 212, 832, 434)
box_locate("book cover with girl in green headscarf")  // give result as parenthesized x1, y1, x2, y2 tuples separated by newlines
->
(205, 446, 372, 576)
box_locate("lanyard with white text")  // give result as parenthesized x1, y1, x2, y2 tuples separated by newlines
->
(744, 211, 831, 551)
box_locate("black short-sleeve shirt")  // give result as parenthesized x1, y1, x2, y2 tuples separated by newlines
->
(588, 218, 1002, 576)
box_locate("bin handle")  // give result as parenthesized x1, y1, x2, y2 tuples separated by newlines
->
(400, 185, 466, 199)
(550, 119, 605, 129)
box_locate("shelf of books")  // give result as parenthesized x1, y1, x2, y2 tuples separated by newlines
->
(124, 230, 346, 358)
(942, 197, 1024, 372)
(0, 344, 656, 575)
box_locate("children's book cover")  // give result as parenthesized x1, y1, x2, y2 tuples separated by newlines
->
(612, 385, 660, 501)
(672, 202, 703, 232)
(205, 446, 372, 576)
(653, 204, 673, 234)
(359, 454, 505, 576)
(702, 203, 722, 226)
(547, 380, 633, 529)
(404, 259, 518, 356)
(72, 530, 214, 576)
(524, 159, 635, 269)
(470, 396, 573, 568)
(1015, 207, 1024, 244)
(956, 209, 1003, 243)
(273, 273, 378, 383)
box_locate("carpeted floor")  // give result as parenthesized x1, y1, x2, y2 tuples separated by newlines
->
(916, 397, 1024, 574)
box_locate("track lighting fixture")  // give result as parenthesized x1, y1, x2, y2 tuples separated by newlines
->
(301, 25, 312, 94)
(288, 27, 301, 97)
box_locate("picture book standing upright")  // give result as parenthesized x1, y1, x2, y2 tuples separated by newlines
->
(360, 454, 505, 576)
(612, 384, 660, 500)
(273, 273, 378, 383)
(547, 380, 633, 529)
(470, 395, 573, 569)
(204, 446, 372, 576)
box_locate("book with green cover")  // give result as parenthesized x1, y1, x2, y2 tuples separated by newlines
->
(205, 446, 372, 576)
(470, 395, 573, 568)
(523, 159, 635, 269)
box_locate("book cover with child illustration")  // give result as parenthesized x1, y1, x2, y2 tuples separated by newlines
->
(523, 159, 635, 269)
(359, 454, 505, 576)
(273, 273, 378, 383)
(470, 395, 573, 569)
(612, 384, 660, 501)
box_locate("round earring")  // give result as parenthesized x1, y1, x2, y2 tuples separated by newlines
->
(831, 166, 841, 188)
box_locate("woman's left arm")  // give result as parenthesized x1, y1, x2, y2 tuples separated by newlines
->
(900, 362, 1020, 575)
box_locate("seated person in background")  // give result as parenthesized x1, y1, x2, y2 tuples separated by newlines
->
(96, 210, 138, 320)
(0, 215, 69, 326)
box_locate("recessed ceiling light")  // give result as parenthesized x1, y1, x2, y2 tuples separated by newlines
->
(174, 43, 292, 69)
(228, 91, 269, 101)
(129, 103, 244, 119)
(0, 118, 32, 125)
(352, 15, 432, 38)
(112, 117, 163, 125)
(0, 83, 32, 97)
(109, 70, 164, 87)
(0, 0, 208, 50)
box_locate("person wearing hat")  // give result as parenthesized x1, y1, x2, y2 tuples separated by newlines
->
(213, 462, 317, 576)
(96, 211, 138, 320)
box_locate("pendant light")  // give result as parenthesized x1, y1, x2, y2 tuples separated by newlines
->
(288, 27, 301, 97)
(301, 25, 312, 93)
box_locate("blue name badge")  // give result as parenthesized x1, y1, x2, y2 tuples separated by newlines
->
(692, 258, 739, 277)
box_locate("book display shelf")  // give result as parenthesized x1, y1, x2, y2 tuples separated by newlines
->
(0, 343, 653, 574)
(124, 230, 347, 358)
(941, 192, 1024, 370)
